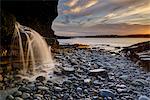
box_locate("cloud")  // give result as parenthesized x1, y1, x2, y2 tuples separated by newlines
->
(84, 0, 98, 8)
(54, 24, 150, 36)
(64, 0, 79, 7)
(52, 0, 150, 36)
(63, 0, 98, 14)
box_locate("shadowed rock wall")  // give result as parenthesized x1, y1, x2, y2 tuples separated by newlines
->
(0, 0, 59, 74)
(1, 0, 59, 46)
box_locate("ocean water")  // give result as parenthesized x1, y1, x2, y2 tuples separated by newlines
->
(58, 38, 150, 51)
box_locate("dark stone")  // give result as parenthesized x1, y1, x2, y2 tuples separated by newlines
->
(123, 41, 150, 53)
(92, 96, 99, 100)
(54, 86, 63, 92)
(33, 94, 43, 99)
(62, 93, 70, 100)
(138, 95, 150, 100)
(13, 91, 22, 97)
(37, 86, 49, 91)
(36, 76, 46, 82)
(70, 59, 78, 65)
(6, 95, 14, 100)
(131, 79, 148, 86)
(22, 93, 30, 99)
(62, 67, 75, 75)
(18, 86, 31, 92)
(84, 79, 91, 84)
(93, 80, 101, 86)
(89, 68, 108, 78)
(99, 89, 115, 99)
(54, 69, 62, 76)
(27, 84, 36, 91)
(76, 87, 83, 94)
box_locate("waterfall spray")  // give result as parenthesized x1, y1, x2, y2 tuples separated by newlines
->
(11, 22, 54, 78)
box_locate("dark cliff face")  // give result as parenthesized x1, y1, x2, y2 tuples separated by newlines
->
(1, 0, 59, 46)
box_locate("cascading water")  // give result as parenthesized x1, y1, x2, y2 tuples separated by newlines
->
(11, 22, 54, 79)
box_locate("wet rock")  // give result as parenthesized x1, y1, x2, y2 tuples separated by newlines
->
(63, 80, 72, 86)
(33, 96, 42, 100)
(138, 95, 150, 100)
(13, 75, 22, 80)
(70, 59, 78, 65)
(115, 46, 121, 49)
(6, 95, 14, 100)
(74, 73, 82, 78)
(18, 86, 31, 92)
(37, 86, 49, 91)
(93, 80, 101, 86)
(62, 67, 75, 75)
(99, 89, 115, 99)
(119, 75, 129, 81)
(14, 97, 24, 100)
(62, 93, 70, 100)
(27, 83, 36, 91)
(84, 79, 91, 84)
(34, 94, 43, 98)
(22, 93, 30, 99)
(36, 76, 46, 82)
(83, 89, 89, 94)
(131, 79, 149, 86)
(68, 75, 77, 80)
(76, 87, 83, 94)
(13, 91, 22, 97)
(117, 88, 127, 93)
(116, 84, 126, 88)
(22, 79, 29, 84)
(89, 68, 108, 78)
(54, 86, 63, 92)
(33, 94, 43, 100)
(92, 96, 99, 100)
(54, 69, 62, 75)
(96, 62, 102, 67)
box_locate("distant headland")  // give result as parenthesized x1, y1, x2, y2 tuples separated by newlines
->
(56, 34, 150, 39)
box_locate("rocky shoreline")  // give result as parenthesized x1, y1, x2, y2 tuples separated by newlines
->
(122, 41, 150, 71)
(1, 45, 150, 100)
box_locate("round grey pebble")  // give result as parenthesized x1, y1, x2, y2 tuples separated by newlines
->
(6, 95, 14, 100)
(22, 92, 30, 99)
(13, 91, 22, 97)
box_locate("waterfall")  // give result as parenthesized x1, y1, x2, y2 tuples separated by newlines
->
(11, 22, 54, 79)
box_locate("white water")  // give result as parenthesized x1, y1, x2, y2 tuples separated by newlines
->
(11, 22, 54, 79)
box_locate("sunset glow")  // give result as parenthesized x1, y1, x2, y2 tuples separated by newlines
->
(64, 0, 79, 7)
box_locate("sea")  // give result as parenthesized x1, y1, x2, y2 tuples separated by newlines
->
(58, 38, 150, 51)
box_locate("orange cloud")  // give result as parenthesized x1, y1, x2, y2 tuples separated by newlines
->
(64, 0, 79, 7)
(63, 0, 98, 14)
(84, 0, 98, 8)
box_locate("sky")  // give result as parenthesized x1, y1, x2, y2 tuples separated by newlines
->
(52, 0, 150, 36)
